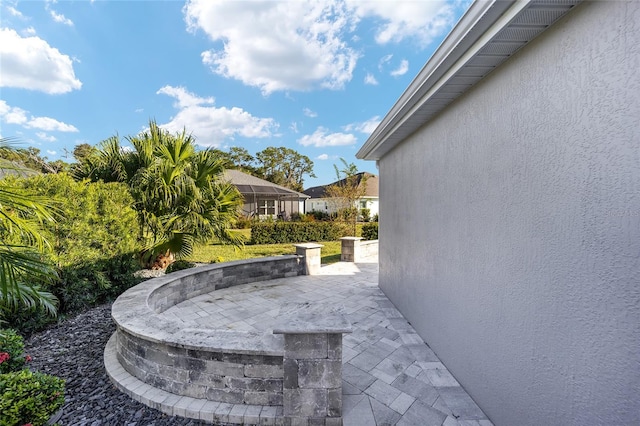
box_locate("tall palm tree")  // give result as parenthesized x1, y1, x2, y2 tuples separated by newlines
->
(75, 121, 243, 267)
(0, 139, 58, 319)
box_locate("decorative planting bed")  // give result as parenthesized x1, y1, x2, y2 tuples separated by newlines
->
(106, 249, 350, 425)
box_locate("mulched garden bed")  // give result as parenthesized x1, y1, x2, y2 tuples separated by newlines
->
(23, 303, 206, 426)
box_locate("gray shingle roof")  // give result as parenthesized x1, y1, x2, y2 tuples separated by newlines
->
(223, 169, 309, 199)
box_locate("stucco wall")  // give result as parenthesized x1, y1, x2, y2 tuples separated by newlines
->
(378, 2, 639, 425)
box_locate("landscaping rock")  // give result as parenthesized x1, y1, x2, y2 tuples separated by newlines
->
(23, 303, 216, 425)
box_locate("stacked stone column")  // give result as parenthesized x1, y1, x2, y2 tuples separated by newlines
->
(274, 303, 352, 425)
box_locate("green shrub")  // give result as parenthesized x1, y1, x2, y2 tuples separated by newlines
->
(372, 213, 379, 222)
(251, 222, 350, 244)
(0, 369, 65, 426)
(0, 329, 65, 425)
(360, 208, 371, 223)
(308, 210, 332, 221)
(13, 174, 139, 268)
(0, 329, 26, 374)
(166, 260, 196, 274)
(234, 215, 255, 229)
(361, 223, 378, 241)
(4, 174, 142, 333)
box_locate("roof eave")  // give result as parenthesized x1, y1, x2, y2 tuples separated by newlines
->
(357, 0, 581, 161)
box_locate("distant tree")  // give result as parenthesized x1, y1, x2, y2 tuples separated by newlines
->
(72, 143, 96, 163)
(325, 158, 367, 236)
(228, 147, 256, 172)
(255, 147, 315, 192)
(0, 146, 67, 174)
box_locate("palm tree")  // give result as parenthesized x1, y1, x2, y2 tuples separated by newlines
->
(0, 139, 58, 319)
(75, 121, 243, 267)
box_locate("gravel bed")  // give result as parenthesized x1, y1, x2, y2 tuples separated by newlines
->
(23, 303, 208, 426)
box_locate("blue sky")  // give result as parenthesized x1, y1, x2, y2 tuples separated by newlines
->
(0, 0, 469, 188)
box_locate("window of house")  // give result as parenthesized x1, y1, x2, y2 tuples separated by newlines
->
(259, 199, 276, 216)
(360, 200, 368, 209)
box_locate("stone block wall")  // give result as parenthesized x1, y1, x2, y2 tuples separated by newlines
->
(148, 256, 303, 313)
(340, 237, 379, 262)
(111, 248, 353, 423)
(116, 328, 284, 405)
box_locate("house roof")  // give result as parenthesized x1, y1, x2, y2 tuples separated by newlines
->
(0, 161, 40, 179)
(357, 0, 582, 161)
(223, 169, 309, 199)
(303, 172, 378, 199)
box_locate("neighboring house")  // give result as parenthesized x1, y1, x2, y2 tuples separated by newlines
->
(303, 172, 379, 219)
(223, 169, 309, 220)
(357, 1, 638, 426)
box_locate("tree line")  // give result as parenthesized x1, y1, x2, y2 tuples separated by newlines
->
(1, 138, 316, 194)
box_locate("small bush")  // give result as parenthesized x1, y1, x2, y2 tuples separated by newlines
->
(166, 260, 196, 274)
(0, 369, 65, 426)
(361, 223, 378, 241)
(0, 329, 26, 374)
(360, 208, 371, 223)
(234, 215, 255, 229)
(308, 210, 332, 221)
(251, 222, 350, 244)
(372, 213, 379, 222)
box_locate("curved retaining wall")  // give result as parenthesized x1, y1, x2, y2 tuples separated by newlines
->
(111, 256, 302, 405)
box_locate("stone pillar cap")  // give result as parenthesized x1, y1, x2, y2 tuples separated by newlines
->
(293, 243, 324, 249)
(273, 302, 353, 334)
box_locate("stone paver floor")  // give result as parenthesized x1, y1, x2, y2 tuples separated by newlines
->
(163, 259, 492, 426)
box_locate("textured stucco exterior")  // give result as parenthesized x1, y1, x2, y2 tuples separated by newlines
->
(378, 2, 639, 425)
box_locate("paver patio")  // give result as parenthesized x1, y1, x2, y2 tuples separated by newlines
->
(161, 258, 493, 426)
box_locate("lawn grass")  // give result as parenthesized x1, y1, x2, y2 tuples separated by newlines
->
(187, 224, 372, 265)
(188, 238, 343, 265)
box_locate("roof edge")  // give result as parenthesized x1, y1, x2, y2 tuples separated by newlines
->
(356, 0, 532, 160)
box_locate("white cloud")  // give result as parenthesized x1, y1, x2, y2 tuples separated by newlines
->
(348, 0, 458, 46)
(390, 59, 409, 77)
(26, 117, 78, 132)
(135, 108, 144, 113)
(364, 73, 378, 86)
(23, 27, 37, 36)
(298, 127, 357, 148)
(0, 100, 79, 132)
(184, 0, 359, 94)
(378, 54, 393, 71)
(50, 10, 73, 26)
(37, 132, 57, 142)
(157, 85, 214, 108)
(6, 5, 24, 18)
(317, 154, 329, 160)
(157, 85, 278, 147)
(46, 150, 56, 156)
(0, 101, 28, 125)
(343, 116, 381, 135)
(290, 122, 299, 133)
(303, 108, 318, 118)
(0, 28, 82, 94)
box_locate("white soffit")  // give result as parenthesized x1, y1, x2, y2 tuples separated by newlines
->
(357, 0, 582, 161)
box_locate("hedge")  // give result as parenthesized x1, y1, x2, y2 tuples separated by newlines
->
(5, 174, 142, 333)
(251, 221, 350, 244)
(361, 222, 378, 241)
